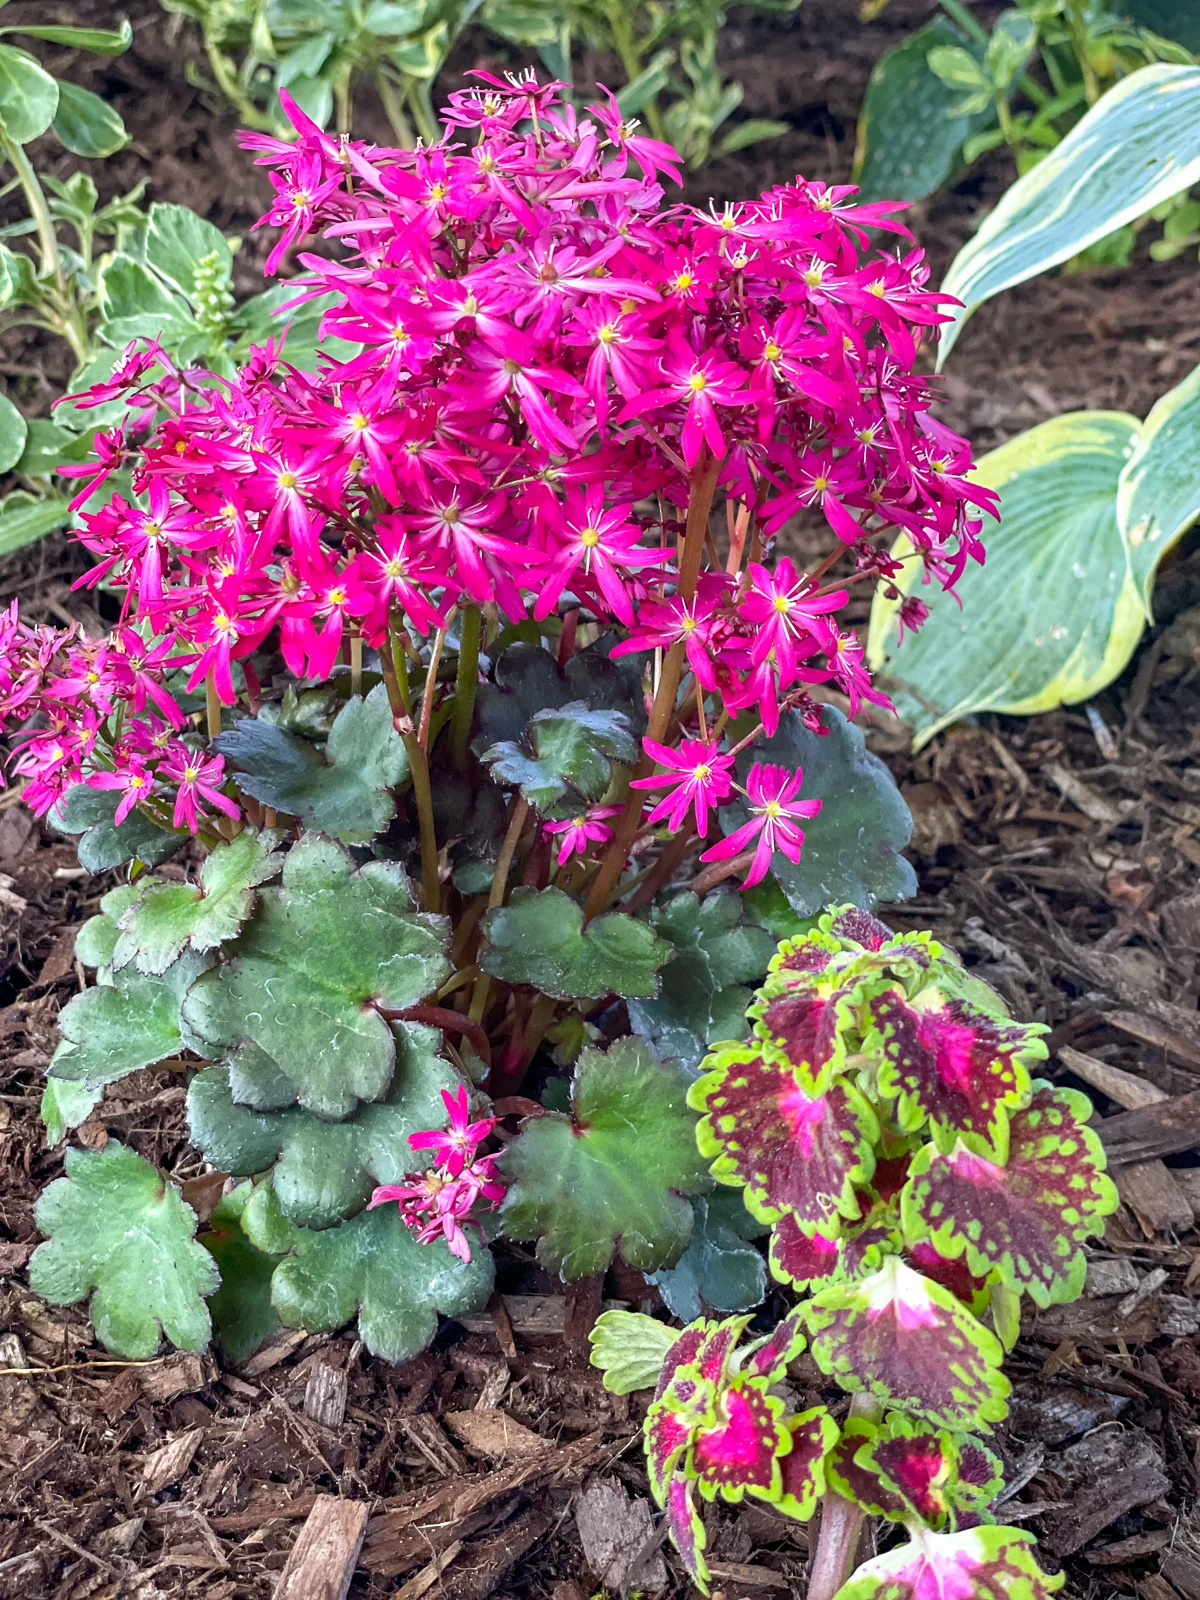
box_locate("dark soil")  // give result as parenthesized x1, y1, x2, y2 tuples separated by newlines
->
(1, 3, 1200, 1597)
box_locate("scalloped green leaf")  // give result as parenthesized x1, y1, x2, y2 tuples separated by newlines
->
(29, 1142, 219, 1359)
(40, 1078, 102, 1146)
(213, 685, 408, 844)
(48, 782, 183, 872)
(864, 984, 1047, 1161)
(198, 1182, 282, 1364)
(627, 891, 777, 1073)
(48, 950, 210, 1091)
(114, 828, 283, 976)
(181, 834, 450, 1120)
(254, 1187, 494, 1364)
(900, 1083, 1118, 1307)
(650, 1192, 768, 1321)
(832, 1525, 1063, 1600)
(805, 1256, 1010, 1431)
(690, 1043, 878, 1230)
(866, 413, 1146, 748)
(74, 884, 142, 973)
(589, 1308, 680, 1394)
(482, 701, 637, 813)
(498, 1038, 710, 1279)
(721, 708, 916, 917)
(473, 641, 646, 753)
(186, 1023, 459, 1228)
(479, 885, 672, 1001)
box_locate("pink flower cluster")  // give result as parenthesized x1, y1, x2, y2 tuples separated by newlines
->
(0, 71, 995, 875)
(368, 1086, 504, 1262)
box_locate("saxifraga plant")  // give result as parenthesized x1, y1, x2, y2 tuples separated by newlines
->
(592, 906, 1117, 1600)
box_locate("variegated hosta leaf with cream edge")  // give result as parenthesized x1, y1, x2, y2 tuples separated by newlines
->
(690, 1042, 878, 1229)
(827, 1413, 1002, 1527)
(937, 64, 1200, 366)
(805, 1255, 1011, 1431)
(1117, 358, 1200, 617)
(832, 1525, 1063, 1600)
(900, 1084, 1118, 1307)
(864, 984, 1047, 1161)
(867, 412, 1146, 749)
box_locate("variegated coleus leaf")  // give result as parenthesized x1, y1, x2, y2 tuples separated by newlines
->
(646, 1365, 715, 1500)
(690, 1043, 878, 1229)
(664, 1472, 710, 1593)
(692, 1375, 791, 1503)
(769, 1210, 899, 1291)
(907, 1239, 993, 1316)
(741, 1306, 807, 1381)
(827, 1413, 1003, 1527)
(805, 1255, 1011, 1431)
(748, 973, 867, 1095)
(776, 1407, 838, 1520)
(900, 1084, 1119, 1308)
(832, 1525, 1063, 1600)
(864, 985, 1048, 1161)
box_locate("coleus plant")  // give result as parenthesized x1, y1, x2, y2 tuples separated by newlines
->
(4, 77, 1003, 1369)
(591, 906, 1118, 1600)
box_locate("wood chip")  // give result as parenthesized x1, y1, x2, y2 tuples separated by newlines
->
(394, 1539, 463, 1600)
(707, 1560, 793, 1590)
(1099, 1087, 1200, 1165)
(1107, 1011, 1200, 1069)
(1086, 1258, 1140, 1297)
(443, 1408, 549, 1461)
(574, 1479, 667, 1592)
(1039, 1427, 1169, 1556)
(139, 1354, 212, 1404)
(1044, 763, 1121, 825)
(273, 1498, 368, 1600)
(1118, 1161, 1195, 1236)
(403, 1414, 467, 1476)
(304, 1362, 348, 1430)
(457, 1294, 626, 1337)
(1141, 1576, 1183, 1600)
(1059, 1046, 1167, 1110)
(1162, 1553, 1200, 1600)
(474, 1361, 509, 1411)
(239, 1328, 308, 1377)
(139, 1429, 205, 1497)
(1084, 1529, 1172, 1565)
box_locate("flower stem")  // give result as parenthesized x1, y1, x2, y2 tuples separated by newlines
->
(582, 452, 721, 921)
(350, 632, 363, 698)
(807, 1395, 882, 1600)
(468, 796, 529, 1025)
(451, 604, 481, 773)
(205, 671, 222, 740)
(403, 731, 441, 914)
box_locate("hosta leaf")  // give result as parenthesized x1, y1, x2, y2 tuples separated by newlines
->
(498, 1038, 710, 1279)
(865, 985, 1047, 1160)
(48, 782, 183, 871)
(186, 1024, 459, 1228)
(479, 885, 672, 1001)
(181, 834, 450, 1119)
(199, 1182, 281, 1363)
(258, 1190, 494, 1364)
(690, 1043, 878, 1230)
(854, 17, 992, 204)
(29, 1142, 218, 1359)
(213, 685, 408, 844)
(48, 951, 209, 1091)
(589, 1308, 679, 1394)
(1117, 358, 1200, 616)
(776, 1408, 838, 1521)
(833, 1525, 1062, 1600)
(482, 701, 636, 812)
(805, 1256, 1010, 1431)
(938, 64, 1200, 364)
(867, 413, 1145, 746)
(692, 1377, 789, 1502)
(0, 488, 72, 556)
(114, 828, 284, 976)
(650, 1192, 768, 1321)
(628, 891, 776, 1072)
(722, 708, 916, 917)
(664, 1475, 710, 1591)
(900, 1084, 1118, 1307)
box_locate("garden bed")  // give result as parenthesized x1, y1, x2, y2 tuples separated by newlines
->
(1, 1, 1199, 1596)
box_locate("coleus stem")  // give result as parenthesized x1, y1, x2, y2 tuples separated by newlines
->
(807, 1394, 883, 1600)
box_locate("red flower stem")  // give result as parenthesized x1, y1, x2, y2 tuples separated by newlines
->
(376, 1003, 492, 1067)
(205, 670, 221, 741)
(402, 731, 441, 915)
(807, 1395, 883, 1600)
(468, 796, 530, 1025)
(583, 452, 721, 922)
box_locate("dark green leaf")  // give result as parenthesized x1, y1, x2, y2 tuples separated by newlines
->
(186, 1022, 460, 1227)
(40, 1078, 101, 1146)
(47, 782, 184, 871)
(181, 834, 450, 1119)
(198, 1183, 282, 1363)
(649, 1193, 768, 1321)
(51, 81, 128, 157)
(29, 1142, 218, 1359)
(480, 885, 673, 1001)
(213, 685, 407, 843)
(499, 1038, 710, 1279)
(483, 701, 636, 813)
(720, 707, 916, 916)
(853, 18, 993, 203)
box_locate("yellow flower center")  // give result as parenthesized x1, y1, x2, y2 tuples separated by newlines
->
(579, 527, 601, 547)
(384, 557, 406, 579)
(598, 324, 618, 344)
(764, 342, 782, 361)
(688, 371, 707, 392)
(693, 763, 711, 781)
(763, 800, 783, 819)
(349, 412, 369, 432)
(278, 471, 297, 489)
(773, 595, 791, 613)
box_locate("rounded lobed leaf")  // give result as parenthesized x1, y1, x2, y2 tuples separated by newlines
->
(831, 1524, 1063, 1600)
(480, 884, 673, 1001)
(498, 1038, 710, 1279)
(690, 1043, 878, 1229)
(48, 950, 211, 1091)
(650, 1193, 768, 1322)
(589, 1309, 680, 1395)
(900, 1083, 1118, 1307)
(198, 1182, 282, 1365)
(864, 985, 1046, 1160)
(29, 1142, 219, 1359)
(805, 1255, 1010, 1431)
